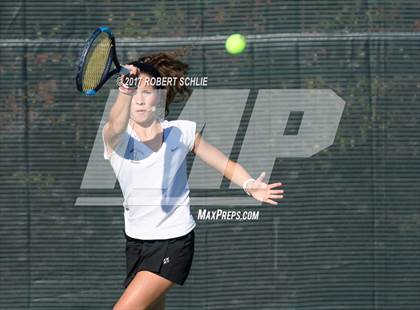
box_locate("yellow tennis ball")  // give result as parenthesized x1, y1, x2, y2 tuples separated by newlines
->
(225, 34, 247, 55)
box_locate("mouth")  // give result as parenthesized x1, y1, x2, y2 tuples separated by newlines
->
(136, 109, 147, 113)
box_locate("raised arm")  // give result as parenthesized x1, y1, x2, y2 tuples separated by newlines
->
(103, 65, 139, 153)
(191, 133, 284, 205)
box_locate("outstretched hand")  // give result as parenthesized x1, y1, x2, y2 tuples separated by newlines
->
(246, 171, 284, 206)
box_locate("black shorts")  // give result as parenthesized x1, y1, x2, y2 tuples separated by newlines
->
(123, 229, 195, 288)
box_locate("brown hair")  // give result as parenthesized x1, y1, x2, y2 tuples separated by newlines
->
(131, 48, 192, 117)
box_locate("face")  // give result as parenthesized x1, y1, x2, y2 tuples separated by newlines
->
(130, 73, 160, 124)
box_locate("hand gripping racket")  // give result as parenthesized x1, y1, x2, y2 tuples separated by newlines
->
(76, 26, 130, 96)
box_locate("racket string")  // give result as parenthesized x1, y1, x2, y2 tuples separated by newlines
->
(82, 33, 112, 91)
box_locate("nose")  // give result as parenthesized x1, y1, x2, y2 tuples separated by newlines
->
(133, 91, 146, 105)
(134, 95, 145, 105)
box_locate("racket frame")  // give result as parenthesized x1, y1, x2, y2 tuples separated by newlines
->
(76, 26, 128, 96)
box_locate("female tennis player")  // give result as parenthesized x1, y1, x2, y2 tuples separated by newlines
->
(102, 52, 284, 310)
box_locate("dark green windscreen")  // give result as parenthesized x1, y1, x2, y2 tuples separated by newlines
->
(1, 1, 419, 309)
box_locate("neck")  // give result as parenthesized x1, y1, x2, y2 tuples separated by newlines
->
(129, 118, 162, 140)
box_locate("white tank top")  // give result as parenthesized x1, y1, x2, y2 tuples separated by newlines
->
(102, 119, 197, 240)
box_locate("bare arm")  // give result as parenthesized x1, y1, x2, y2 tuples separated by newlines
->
(192, 133, 284, 205)
(191, 132, 251, 188)
(103, 92, 133, 150)
(103, 65, 139, 153)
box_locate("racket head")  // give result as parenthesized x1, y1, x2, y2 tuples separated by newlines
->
(76, 26, 122, 96)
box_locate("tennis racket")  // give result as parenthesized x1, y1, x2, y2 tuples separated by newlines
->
(76, 26, 130, 96)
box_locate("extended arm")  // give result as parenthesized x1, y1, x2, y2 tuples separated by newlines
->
(191, 133, 284, 205)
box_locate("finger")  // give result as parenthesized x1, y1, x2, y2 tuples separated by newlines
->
(264, 198, 278, 206)
(122, 64, 138, 76)
(127, 67, 137, 76)
(269, 194, 284, 199)
(268, 182, 282, 189)
(270, 189, 284, 194)
(131, 67, 140, 76)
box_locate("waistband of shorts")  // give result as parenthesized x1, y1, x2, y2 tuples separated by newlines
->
(123, 229, 194, 243)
